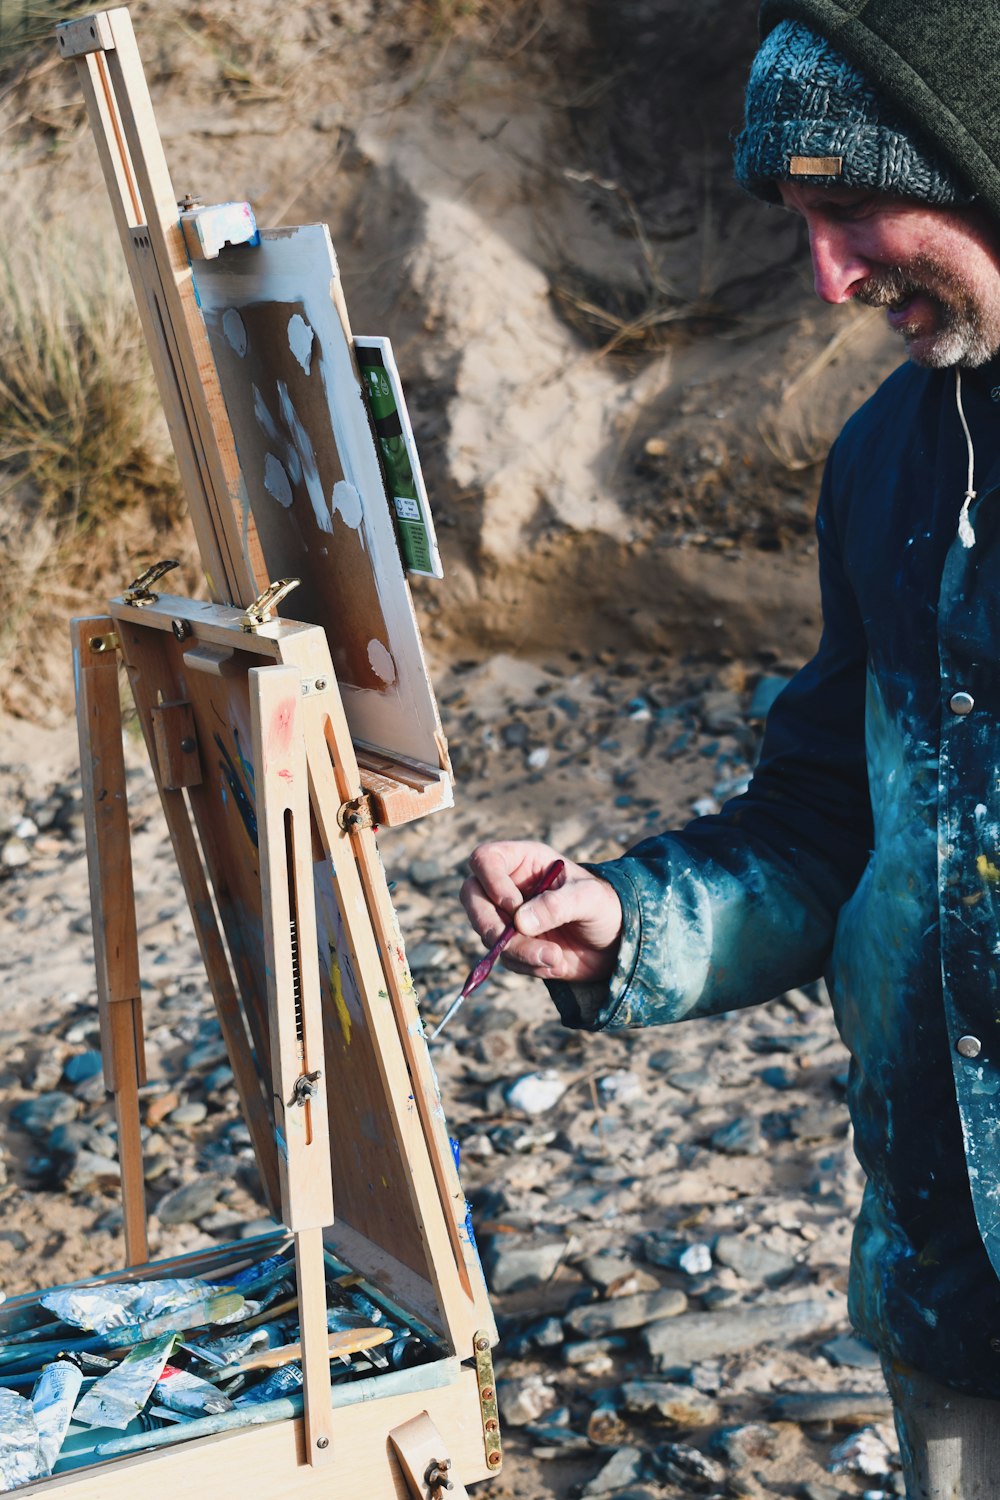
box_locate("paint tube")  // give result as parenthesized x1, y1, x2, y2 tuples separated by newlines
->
(232, 1363, 302, 1407)
(41, 1278, 220, 1334)
(0, 1390, 43, 1491)
(154, 1365, 232, 1418)
(31, 1362, 83, 1472)
(102, 1292, 245, 1348)
(73, 1333, 176, 1430)
(325, 1307, 381, 1334)
(182, 1325, 270, 1369)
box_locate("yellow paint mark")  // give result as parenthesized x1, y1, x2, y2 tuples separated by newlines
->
(329, 951, 352, 1045)
(381, 1175, 388, 1189)
(978, 854, 1000, 883)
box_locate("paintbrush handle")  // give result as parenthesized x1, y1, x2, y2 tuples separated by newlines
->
(429, 859, 565, 1041)
(225, 1325, 391, 1375)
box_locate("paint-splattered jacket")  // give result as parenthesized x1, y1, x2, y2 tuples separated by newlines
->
(553, 350, 1000, 1395)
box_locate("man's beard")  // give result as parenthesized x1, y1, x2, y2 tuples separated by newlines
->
(854, 257, 1000, 368)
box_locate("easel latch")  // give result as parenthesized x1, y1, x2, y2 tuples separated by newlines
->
(240, 578, 301, 633)
(123, 559, 180, 608)
(338, 795, 376, 833)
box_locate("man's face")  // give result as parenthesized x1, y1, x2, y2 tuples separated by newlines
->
(777, 182, 1000, 368)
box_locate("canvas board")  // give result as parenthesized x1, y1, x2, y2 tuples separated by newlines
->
(191, 226, 447, 774)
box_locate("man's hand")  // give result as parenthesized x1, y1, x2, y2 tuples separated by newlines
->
(461, 840, 624, 984)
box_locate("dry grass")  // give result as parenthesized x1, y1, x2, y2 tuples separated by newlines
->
(0, 225, 184, 683)
(0, 0, 89, 70)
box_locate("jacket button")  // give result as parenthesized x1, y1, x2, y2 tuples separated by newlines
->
(957, 1035, 982, 1059)
(950, 691, 975, 715)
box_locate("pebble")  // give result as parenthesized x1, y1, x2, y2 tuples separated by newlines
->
(1, 837, 30, 869)
(564, 1287, 688, 1338)
(65, 1150, 120, 1192)
(644, 1299, 842, 1368)
(655, 1440, 727, 1491)
(156, 1175, 224, 1225)
(828, 1427, 895, 1479)
(505, 1071, 567, 1114)
(642, 1233, 712, 1275)
(771, 1391, 894, 1424)
(620, 1379, 721, 1428)
(168, 1101, 208, 1128)
(499, 1374, 557, 1426)
(710, 1115, 765, 1155)
(487, 1239, 565, 1294)
(12, 1092, 79, 1136)
(581, 1445, 644, 1496)
(63, 1051, 104, 1086)
(146, 1091, 180, 1127)
(713, 1233, 796, 1284)
(821, 1332, 881, 1370)
(712, 1423, 780, 1465)
(597, 1070, 642, 1104)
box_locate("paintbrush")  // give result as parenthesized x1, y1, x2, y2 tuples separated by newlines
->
(222, 1325, 391, 1376)
(429, 858, 566, 1041)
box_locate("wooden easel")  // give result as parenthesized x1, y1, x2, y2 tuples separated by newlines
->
(55, 7, 500, 1495)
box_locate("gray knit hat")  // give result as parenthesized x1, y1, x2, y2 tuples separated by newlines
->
(734, 20, 972, 205)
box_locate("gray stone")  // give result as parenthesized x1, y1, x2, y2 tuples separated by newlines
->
(699, 689, 745, 734)
(168, 1101, 209, 1128)
(65, 1151, 120, 1193)
(505, 1072, 567, 1114)
(820, 1333, 881, 1370)
(156, 1175, 224, 1225)
(620, 1379, 720, 1428)
(408, 857, 445, 887)
(406, 941, 451, 971)
(581, 1446, 644, 1496)
(655, 1440, 727, 1491)
(1, 837, 30, 869)
(184, 1038, 229, 1071)
(12, 1092, 79, 1136)
(563, 1336, 624, 1368)
(565, 1287, 688, 1337)
(643, 1299, 841, 1367)
(713, 1233, 796, 1284)
(828, 1427, 894, 1478)
(711, 1423, 780, 1466)
(488, 1239, 565, 1293)
(710, 1116, 764, 1156)
(770, 1390, 894, 1424)
(499, 1374, 557, 1427)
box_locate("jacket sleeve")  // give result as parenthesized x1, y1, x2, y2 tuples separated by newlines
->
(551, 446, 873, 1031)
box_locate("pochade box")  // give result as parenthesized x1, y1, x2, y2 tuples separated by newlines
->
(0, 9, 500, 1495)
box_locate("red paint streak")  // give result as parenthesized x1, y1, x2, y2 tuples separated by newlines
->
(267, 697, 296, 767)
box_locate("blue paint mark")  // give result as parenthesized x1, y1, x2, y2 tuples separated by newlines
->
(215, 729, 258, 846)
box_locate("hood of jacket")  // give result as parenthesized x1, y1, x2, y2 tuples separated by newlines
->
(759, 0, 1000, 222)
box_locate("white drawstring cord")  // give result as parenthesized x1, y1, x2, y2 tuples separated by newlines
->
(956, 367, 977, 548)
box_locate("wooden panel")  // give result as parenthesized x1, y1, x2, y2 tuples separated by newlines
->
(151, 700, 202, 789)
(36, 1366, 490, 1497)
(190, 227, 449, 774)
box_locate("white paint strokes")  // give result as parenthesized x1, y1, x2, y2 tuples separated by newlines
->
(288, 313, 314, 375)
(252, 383, 281, 444)
(367, 639, 396, 684)
(263, 453, 293, 509)
(222, 308, 248, 357)
(331, 479, 363, 529)
(277, 381, 334, 534)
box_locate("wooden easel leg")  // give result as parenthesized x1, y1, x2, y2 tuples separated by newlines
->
(71, 617, 148, 1266)
(249, 663, 335, 1465)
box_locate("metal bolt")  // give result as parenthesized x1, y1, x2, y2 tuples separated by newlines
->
(171, 618, 192, 641)
(957, 1035, 983, 1059)
(315, 676, 328, 691)
(316, 1436, 329, 1450)
(475, 1337, 489, 1352)
(180, 737, 196, 754)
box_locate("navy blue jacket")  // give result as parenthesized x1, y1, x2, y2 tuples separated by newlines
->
(555, 351, 1000, 1395)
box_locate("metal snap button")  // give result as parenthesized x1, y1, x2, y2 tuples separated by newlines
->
(950, 691, 975, 715)
(957, 1035, 982, 1059)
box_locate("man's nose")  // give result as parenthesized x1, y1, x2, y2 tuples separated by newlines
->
(807, 222, 869, 303)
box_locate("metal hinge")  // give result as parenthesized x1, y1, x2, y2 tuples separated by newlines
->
(473, 1331, 502, 1474)
(123, 559, 180, 607)
(88, 631, 119, 656)
(239, 577, 300, 632)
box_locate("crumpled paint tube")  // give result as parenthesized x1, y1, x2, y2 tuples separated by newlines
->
(154, 1365, 232, 1418)
(73, 1334, 176, 1430)
(100, 1291, 244, 1348)
(232, 1363, 302, 1407)
(182, 1323, 274, 1369)
(31, 1362, 83, 1472)
(41, 1277, 232, 1335)
(0, 1390, 43, 1491)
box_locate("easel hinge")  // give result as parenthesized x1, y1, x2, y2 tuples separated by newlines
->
(473, 1331, 502, 1473)
(87, 631, 119, 656)
(240, 577, 301, 632)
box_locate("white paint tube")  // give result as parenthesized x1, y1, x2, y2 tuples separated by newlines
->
(154, 1365, 232, 1418)
(73, 1334, 176, 1430)
(0, 1390, 43, 1491)
(41, 1278, 220, 1334)
(31, 1362, 83, 1472)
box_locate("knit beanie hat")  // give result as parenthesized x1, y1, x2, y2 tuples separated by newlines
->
(734, 19, 972, 206)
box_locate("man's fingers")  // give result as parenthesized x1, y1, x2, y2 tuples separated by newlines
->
(460, 875, 508, 946)
(515, 877, 621, 946)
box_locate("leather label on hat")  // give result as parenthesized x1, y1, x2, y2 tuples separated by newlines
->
(789, 155, 844, 175)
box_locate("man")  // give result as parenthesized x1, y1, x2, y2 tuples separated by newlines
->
(462, 5, 1000, 1494)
